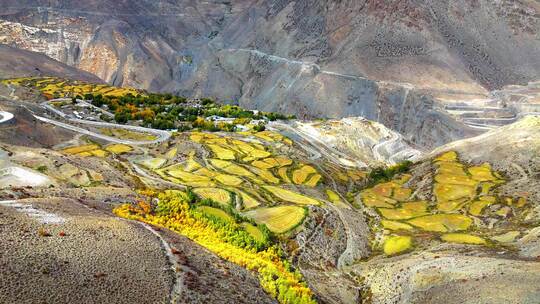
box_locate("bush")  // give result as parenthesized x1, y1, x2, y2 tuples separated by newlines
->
(368, 160, 413, 185)
(253, 123, 266, 132)
(35, 165, 47, 173)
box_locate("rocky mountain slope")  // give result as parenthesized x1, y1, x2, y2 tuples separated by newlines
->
(0, 44, 102, 82)
(1, 0, 539, 148)
(270, 117, 423, 168)
(0, 58, 539, 303)
(344, 116, 540, 304)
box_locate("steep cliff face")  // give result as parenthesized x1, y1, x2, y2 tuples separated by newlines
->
(1, 0, 538, 147)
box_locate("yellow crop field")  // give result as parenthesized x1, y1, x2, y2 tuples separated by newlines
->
(359, 150, 529, 257)
(468, 164, 499, 182)
(209, 159, 232, 169)
(236, 190, 260, 209)
(407, 214, 472, 232)
(193, 187, 231, 205)
(392, 187, 411, 201)
(165, 147, 178, 159)
(184, 157, 203, 172)
(263, 186, 321, 205)
(77, 151, 93, 157)
(230, 139, 271, 160)
(372, 182, 395, 197)
(251, 131, 293, 145)
(214, 174, 244, 186)
(167, 168, 212, 182)
(247, 149, 272, 160)
(433, 183, 476, 203)
(468, 196, 496, 216)
(401, 201, 428, 212)
(277, 167, 291, 183)
(440, 233, 486, 245)
(252, 160, 275, 169)
(209, 159, 254, 177)
(359, 189, 397, 208)
(249, 167, 280, 184)
(292, 165, 317, 184)
(381, 220, 414, 231)
(139, 157, 167, 169)
(304, 174, 322, 187)
(434, 174, 478, 186)
(192, 168, 218, 178)
(105, 144, 133, 154)
(383, 235, 412, 255)
(6, 77, 141, 98)
(437, 197, 469, 212)
(197, 206, 234, 223)
(434, 151, 458, 162)
(437, 162, 467, 175)
(206, 138, 229, 146)
(325, 189, 348, 208)
(62, 144, 100, 154)
(253, 157, 293, 169)
(245, 205, 306, 233)
(240, 223, 265, 242)
(207, 144, 236, 160)
(378, 207, 427, 220)
(89, 149, 108, 157)
(99, 128, 157, 141)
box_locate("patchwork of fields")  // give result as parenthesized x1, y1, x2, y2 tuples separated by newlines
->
(58, 128, 365, 237)
(2, 77, 140, 99)
(360, 151, 530, 255)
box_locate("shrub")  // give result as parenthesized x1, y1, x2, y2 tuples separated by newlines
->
(368, 160, 413, 185)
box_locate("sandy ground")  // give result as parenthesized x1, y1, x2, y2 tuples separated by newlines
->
(0, 193, 276, 304)
(0, 197, 173, 304)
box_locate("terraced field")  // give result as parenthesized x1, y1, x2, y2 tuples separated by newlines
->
(245, 206, 306, 234)
(99, 128, 157, 141)
(131, 131, 350, 236)
(61, 144, 108, 158)
(2, 77, 140, 98)
(359, 151, 530, 256)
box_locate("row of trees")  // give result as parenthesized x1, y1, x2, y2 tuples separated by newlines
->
(113, 191, 316, 304)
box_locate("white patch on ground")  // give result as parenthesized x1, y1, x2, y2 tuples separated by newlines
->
(0, 166, 52, 188)
(0, 111, 14, 123)
(0, 200, 66, 224)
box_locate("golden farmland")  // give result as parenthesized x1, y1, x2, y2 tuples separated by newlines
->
(245, 206, 306, 234)
(359, 151, 530, 255)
